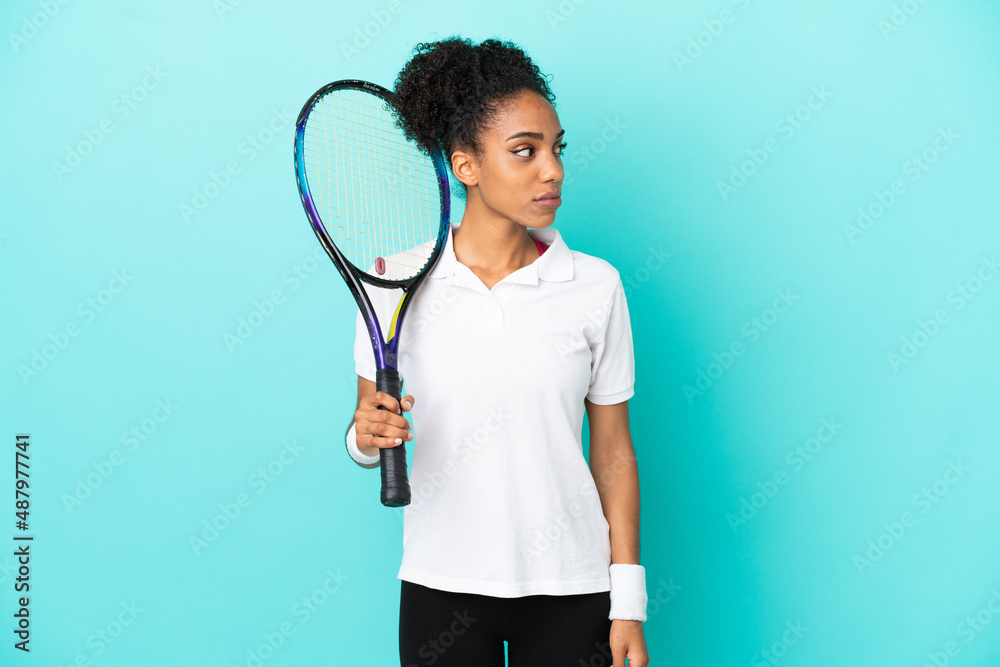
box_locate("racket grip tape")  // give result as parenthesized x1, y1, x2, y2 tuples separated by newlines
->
(376, 368, 411, 507)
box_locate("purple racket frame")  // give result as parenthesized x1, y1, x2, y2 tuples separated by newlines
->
(293, 79, 451, 507)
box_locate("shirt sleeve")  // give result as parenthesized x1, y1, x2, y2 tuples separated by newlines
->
(585, 278, 636, 405)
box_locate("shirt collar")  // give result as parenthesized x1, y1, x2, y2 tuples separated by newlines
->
(427, 222, 574, 287)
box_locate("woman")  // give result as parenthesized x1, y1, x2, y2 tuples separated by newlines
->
(345, 36, 650, 667)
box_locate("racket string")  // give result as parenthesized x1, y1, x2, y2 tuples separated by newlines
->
(302, 87, 443, 280)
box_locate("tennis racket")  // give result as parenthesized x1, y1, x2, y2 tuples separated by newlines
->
(293, 79, 451, 507)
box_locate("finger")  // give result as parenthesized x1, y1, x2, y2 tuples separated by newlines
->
(363, 391, 403, 416)
(401, 395, 415, 412)
(368, 391, 403, 414)
(361, 419, 413, 447)
(630, 652, 649, 667)
(367, 408, 412, 434)
(626, 635, 650, 667)
(367, 434, 408, 448)
(363, 430, 411, 449)
(355, 424, 406, 454)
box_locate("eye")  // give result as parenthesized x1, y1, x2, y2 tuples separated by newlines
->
(511, 142, 568, 158)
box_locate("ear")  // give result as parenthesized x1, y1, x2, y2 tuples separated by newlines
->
(450, 147, 480, 188)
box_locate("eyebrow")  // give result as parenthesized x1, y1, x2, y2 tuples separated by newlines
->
(505, 129, 566, 141)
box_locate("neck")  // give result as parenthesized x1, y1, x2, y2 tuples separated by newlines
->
(453, 190, 539, 273)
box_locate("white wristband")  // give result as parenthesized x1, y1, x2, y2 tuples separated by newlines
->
(346, 422, 380, 468)
(608, 564, 647, 621)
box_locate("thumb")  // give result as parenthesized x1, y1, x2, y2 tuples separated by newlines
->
(612, 640, 627, 667)
(401, 395, 415, 412)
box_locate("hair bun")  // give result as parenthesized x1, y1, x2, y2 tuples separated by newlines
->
(392, 36, 555, 166)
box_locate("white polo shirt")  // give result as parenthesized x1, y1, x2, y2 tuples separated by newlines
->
(352, 222, 635, 597)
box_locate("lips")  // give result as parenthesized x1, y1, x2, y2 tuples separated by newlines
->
(534, 191, 562, 209)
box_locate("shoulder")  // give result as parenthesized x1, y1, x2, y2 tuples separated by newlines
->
(569, 249, 620, 278)
(567, 248, 623, 296)
(551, 228, 620, 282)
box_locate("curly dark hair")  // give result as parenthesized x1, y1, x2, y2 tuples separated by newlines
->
(392, 36, 556, 194)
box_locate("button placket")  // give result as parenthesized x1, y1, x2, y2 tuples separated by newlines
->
(479, 291, 505, 333)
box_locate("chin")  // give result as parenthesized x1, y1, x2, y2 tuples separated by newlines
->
(527, 216, 557, 229)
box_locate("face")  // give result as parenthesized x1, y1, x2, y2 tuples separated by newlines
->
(455, 89, 566, 228)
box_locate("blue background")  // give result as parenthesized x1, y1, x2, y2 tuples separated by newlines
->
(2, 0, 999, 665)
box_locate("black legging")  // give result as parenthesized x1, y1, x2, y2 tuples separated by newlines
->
(399, 580, 614, 666)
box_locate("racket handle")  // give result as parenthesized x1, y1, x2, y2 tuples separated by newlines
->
(376, 368, 411, 507)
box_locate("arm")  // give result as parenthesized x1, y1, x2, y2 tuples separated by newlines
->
(585, 398, 640, 565)
(586, 398, 650, 667)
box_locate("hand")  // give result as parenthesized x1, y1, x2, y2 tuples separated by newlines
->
(610, 619, 649, 666)
(354, 392, 415, 458)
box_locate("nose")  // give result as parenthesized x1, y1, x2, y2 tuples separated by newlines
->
(539, 146, 564, 184)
